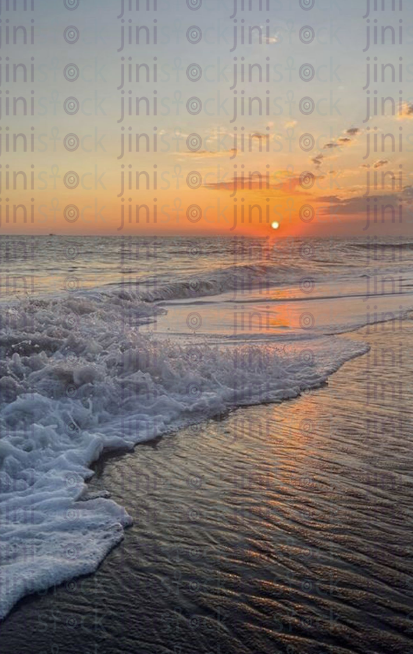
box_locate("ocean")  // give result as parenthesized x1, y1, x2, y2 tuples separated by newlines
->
(0, 235, 412, 652)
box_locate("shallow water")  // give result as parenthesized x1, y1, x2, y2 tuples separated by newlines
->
(1, 235, 412, 631)
(1, 323, 412, 653)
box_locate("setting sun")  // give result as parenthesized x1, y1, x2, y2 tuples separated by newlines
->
(1, 1, 411, 651)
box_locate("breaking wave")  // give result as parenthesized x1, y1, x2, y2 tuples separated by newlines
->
(137, 263, 306, 302)
(0, 287, 368, 620)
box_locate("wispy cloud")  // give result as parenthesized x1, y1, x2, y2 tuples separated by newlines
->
(398, 103, 413, 120)
(374, 159, 389, 168)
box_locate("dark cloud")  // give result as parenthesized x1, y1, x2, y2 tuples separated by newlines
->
(316, 195, 343, 203)
(312, 154, 324, 167)
(205, 173, 322, 194)
(314, 190, 409, 216)
(205, 177, 264, 191)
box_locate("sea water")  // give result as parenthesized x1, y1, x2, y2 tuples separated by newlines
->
(0, 234, 411, 620)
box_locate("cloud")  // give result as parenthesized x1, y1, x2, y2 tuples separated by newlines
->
(398, 102, 413, 120)
(312, 154, 324, 167)
(361, 159, 389, 169)
(205, 172, 322, 195)
(403, 185, 413, 200)
(177, 149, 237, 159)
(321, 127, 361, 152)
(205, 177, 264, 192)
(314, 188, 411, 216)
(316, 195, 343, 203)
(264, 29, 280, 44)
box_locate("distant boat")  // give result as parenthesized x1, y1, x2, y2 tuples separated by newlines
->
(49, 233, 55, 236)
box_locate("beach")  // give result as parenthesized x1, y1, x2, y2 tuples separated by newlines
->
(1, 0, 411, 649)
(1, 318, 412, 654)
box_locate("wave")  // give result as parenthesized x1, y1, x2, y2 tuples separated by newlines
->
(0, 287, 370, 620)
(348, 241, 413, 250)
(137, 263, 306, 302)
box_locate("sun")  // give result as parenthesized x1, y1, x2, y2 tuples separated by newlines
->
(271, 221, 280, 230)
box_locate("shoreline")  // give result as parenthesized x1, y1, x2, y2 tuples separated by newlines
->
(1, 320, 412, 652)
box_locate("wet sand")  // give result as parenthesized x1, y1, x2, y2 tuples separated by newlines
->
(1, 322, 413, 653)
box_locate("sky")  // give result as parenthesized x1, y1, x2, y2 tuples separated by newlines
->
(2, 0, 413, 237)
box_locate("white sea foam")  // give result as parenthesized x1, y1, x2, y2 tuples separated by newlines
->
(0, 287, 368, 620)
